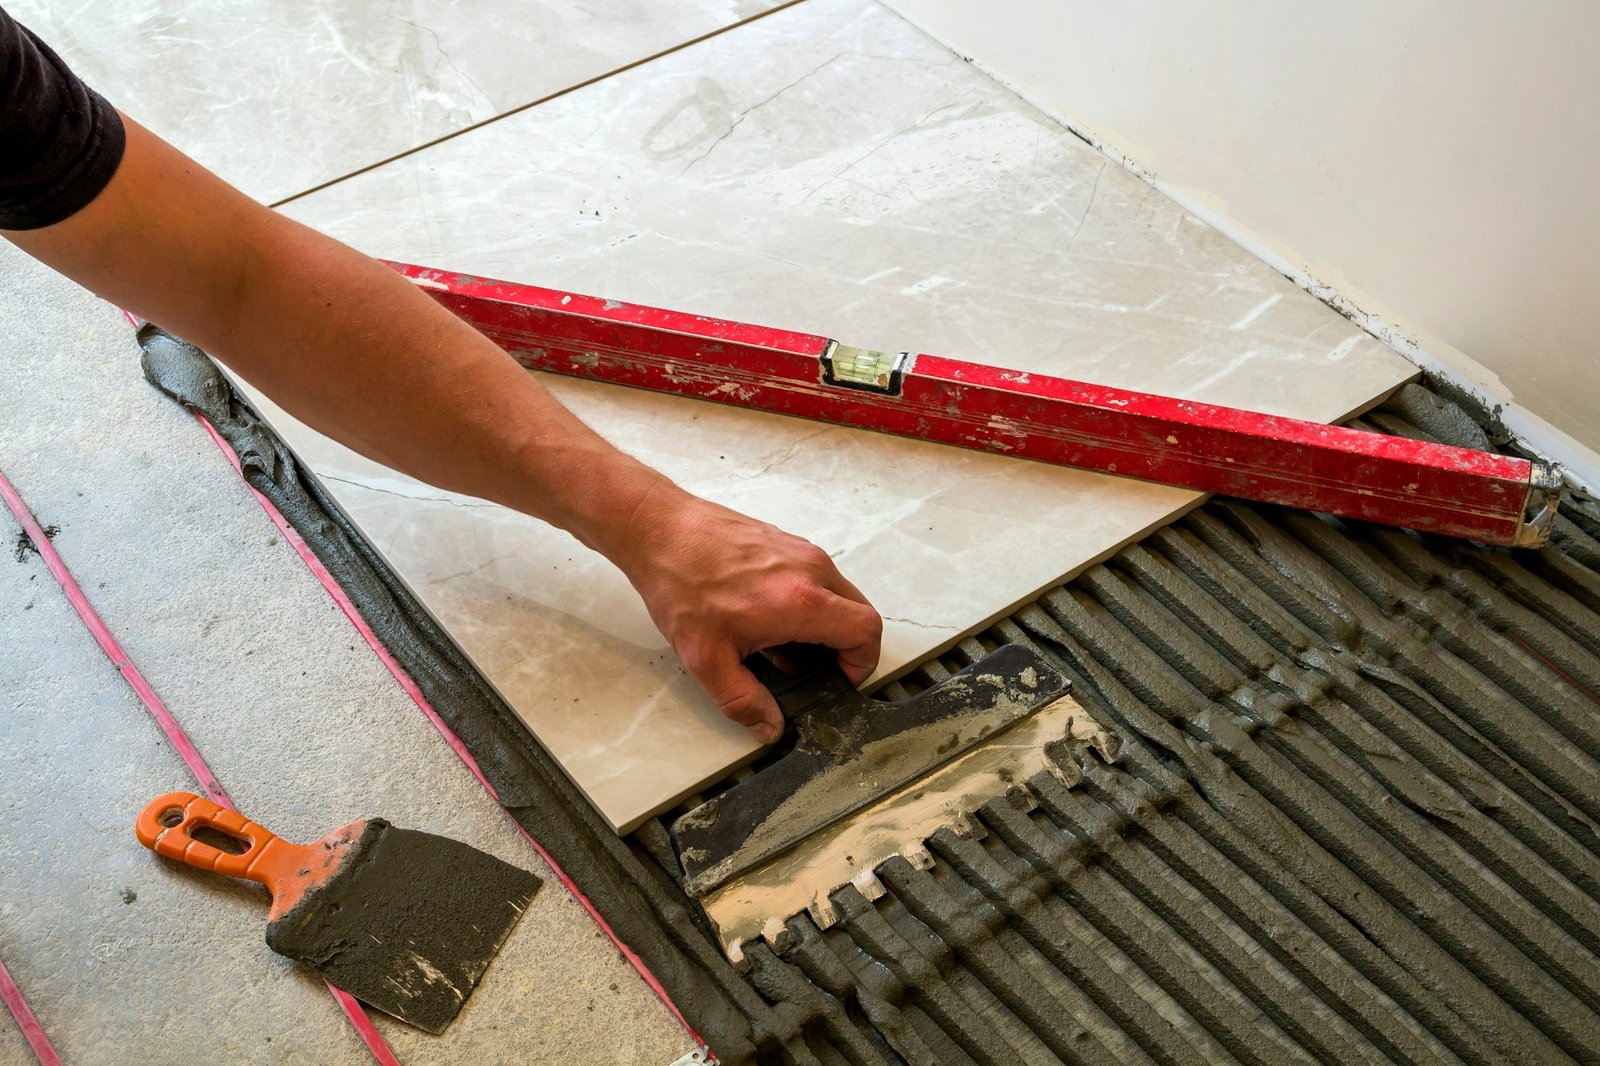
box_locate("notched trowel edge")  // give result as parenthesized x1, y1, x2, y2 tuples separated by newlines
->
(702, 692, 1120, 962)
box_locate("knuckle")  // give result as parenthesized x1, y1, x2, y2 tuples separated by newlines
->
(790, 580, 829, 611)
(803, 543, 837, 573)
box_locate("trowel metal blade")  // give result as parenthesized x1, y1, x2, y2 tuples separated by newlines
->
(673, 643, 1069, 896)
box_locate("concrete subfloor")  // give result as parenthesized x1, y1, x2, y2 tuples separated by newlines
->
(0, 242, 695, 1061)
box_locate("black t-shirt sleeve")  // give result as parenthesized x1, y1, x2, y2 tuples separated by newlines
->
(0, 5, 125, 230)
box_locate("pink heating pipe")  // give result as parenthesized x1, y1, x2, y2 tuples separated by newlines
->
(0, 463, 400, 1066)
(0, 957, 60, 1066)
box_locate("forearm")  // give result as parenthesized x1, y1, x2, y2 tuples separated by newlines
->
(6, 117, 676, 563)
(217, 217, 677, 561)
(7, 114, 881, 739)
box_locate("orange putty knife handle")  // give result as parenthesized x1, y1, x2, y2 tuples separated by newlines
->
(135, 792, 302, 889)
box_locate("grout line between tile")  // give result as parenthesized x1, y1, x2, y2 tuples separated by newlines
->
(269, 0, 811, 210)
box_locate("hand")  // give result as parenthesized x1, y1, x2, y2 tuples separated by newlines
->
(611, 483, 882, 744)
(5, 112, 878, 739)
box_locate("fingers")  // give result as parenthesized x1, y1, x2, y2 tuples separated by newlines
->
(834, 639, 881, 688)
(787, 589, 883, 687)
(803, 553, 882, 685)
(818, 564, 872, 608)
(683, 643, 785, 744)
(631, 500, 881, 721)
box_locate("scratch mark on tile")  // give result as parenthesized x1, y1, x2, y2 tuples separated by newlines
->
(1064, 160, 1109, 254)
(1229, 292, 1284, 331)
(1325, 335, 1363, 361)
(678, 54, 844, 173)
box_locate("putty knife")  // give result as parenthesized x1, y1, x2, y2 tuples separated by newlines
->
(136, 791, 539, 1034)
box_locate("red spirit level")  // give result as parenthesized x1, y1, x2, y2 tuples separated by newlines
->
(391, 262, 1561, 548)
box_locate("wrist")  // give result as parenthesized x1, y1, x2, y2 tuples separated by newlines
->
(566, 459, 690, 578)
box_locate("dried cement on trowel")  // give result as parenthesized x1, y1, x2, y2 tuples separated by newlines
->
(702, 694, 1120, 960)
(676, 650, 1067, 895)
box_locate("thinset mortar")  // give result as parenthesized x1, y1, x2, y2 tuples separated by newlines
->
(142, 330, 1600, 1064)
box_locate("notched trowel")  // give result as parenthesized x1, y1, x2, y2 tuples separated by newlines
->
(673, 643, 1115, 960)
(136, 792, 540, 1034)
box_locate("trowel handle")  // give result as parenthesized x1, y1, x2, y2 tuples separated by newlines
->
(746, 643, 857, 724)
(135, 792, 301, 888)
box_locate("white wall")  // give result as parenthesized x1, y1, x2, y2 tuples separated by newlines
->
(886, 0, 1600, 467)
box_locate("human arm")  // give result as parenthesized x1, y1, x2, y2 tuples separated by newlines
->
(3, 114, 881, 741)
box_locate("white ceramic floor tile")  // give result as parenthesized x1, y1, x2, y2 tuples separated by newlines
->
(235, 0, 1415, 832)
(7, 0, 785, 203)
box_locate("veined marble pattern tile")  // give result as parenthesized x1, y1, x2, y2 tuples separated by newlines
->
(6, 0, 785, 202)
(237, 0, 1416, 832)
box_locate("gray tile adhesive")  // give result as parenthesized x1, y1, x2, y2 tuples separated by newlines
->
(141, 325, 1600, 1064)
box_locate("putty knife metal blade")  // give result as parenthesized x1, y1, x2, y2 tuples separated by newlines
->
(672, 643, 1069, 896)
(136, 792, 539, 1034)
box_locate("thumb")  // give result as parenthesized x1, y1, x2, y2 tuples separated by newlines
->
(683, 644, 785, 744)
